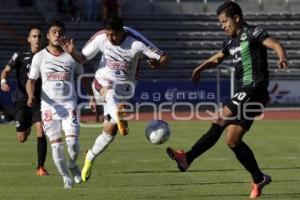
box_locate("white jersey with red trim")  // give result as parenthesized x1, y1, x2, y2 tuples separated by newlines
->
(29, 48, 83, 109)
(82, 26, 163, 86)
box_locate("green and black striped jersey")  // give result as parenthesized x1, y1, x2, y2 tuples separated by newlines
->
(222, 23, 270, 89)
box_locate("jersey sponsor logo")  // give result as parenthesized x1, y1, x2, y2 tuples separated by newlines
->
(106, 60, 129, 70)
(47, 72, 70, 81)
(24, 56, 31, 60)
(229, 46, 240, 55)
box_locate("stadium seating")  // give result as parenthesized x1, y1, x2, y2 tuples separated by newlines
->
(0, 2, 300, 79)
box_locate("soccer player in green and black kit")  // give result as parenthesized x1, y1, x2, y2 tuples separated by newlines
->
(166, 1, 287, 199)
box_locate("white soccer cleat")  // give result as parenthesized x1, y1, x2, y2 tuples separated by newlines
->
(69, 165, 82, 184)
(63, 176, 74, 189)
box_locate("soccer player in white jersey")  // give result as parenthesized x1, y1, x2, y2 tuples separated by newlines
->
(60, 16, 169, 182)
(26, 20, 96, 188)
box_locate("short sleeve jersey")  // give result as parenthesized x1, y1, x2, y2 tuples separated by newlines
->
(82, 26, 163, 84)
(7, 49, 42, 103)
(28, 48, 83, 108)
(222, 23, 270, 88)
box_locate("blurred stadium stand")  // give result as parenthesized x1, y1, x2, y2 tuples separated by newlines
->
(0, 0, 299, 80)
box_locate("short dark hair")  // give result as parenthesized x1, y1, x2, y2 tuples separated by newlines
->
(28, 25, 43, 34)
(47, 20, 66, 32)
(104, 16, 124, 32)
(216, 1, 243, 19)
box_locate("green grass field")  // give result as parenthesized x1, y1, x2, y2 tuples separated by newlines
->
(0, 120, 299, 200)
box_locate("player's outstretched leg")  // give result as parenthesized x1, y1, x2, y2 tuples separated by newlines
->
(81, 131, 115, 182)
(250, 174, 272, 199)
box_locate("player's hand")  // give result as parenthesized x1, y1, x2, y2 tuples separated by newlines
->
(147, 59, 160, 69)
(59, 37, 75, 54)
(27, 96, 36, 107)
(1, 82, 10, 92)
(191, 68, 201, 84)
(89, 97, 97, 112)
(278, 60, 288, 69)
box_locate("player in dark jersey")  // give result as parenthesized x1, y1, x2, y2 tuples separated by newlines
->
(0, 25, 49, 176)
(166, 1, 287, 199)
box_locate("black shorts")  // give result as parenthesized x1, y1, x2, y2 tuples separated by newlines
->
(15, 102, 41, 132)
(224, 87, 269, 131)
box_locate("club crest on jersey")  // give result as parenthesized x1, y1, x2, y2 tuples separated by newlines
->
(241, 33, 247, 41)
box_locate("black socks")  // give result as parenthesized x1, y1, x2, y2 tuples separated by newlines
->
(186, 123, 225, 164)
(37, 136, 47, 168)
(230, 141, 264, 183)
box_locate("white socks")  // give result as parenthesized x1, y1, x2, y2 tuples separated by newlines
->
(66, 137, 80, 168)
(87, 131, 115, 162)
(51, 142, 69, 176)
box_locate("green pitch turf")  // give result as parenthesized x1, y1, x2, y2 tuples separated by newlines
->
(0, 120, 299, 200)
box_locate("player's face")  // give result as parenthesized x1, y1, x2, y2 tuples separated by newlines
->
(105, 29, 124, 45)
(47, 26, 65, 47)
(218, 13, 240, 37)
(28, 29, 43, 49)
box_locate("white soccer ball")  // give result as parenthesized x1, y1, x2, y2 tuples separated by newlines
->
(145, 120, 171, 145)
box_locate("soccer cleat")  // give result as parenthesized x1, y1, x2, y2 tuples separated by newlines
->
(116, 104, 129, 136)
(166, 147, 189, 172)
(36, 166, 49, 176)
(69, 165, 82, 184)
(63, 176, 74, 189)
(81, 154, 93, 182)
(250, 174, 272, 199)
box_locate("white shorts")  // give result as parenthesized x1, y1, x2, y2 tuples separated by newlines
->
(41, 102, 79, 141)
(92, 78, 132, 122)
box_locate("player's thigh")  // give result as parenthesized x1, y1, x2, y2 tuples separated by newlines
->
(225, 89, 251, 118)
(244, 88, 269, 119)
(92, 79, 106, 104)
(15, 104, 32, 133)
(62, 109, 80, 137)
(42, 110, 62, 141)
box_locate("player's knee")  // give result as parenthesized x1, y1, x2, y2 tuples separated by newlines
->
(103, 122, 118, 135)
(226, 138, 240, 148)
(66, 136, 78, 148)
(17, 132, 27, 143)
(213, 116, 226, 126)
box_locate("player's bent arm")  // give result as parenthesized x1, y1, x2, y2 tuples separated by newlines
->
(147, 54, 170, 69)
(263, 37, 288, 69)
(0, 65, 12, 92)
(70, 50, 88, 64)
(191, 51, 226, 84)
(26, 78, 36, 107)
(60, 37, 88, 64)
